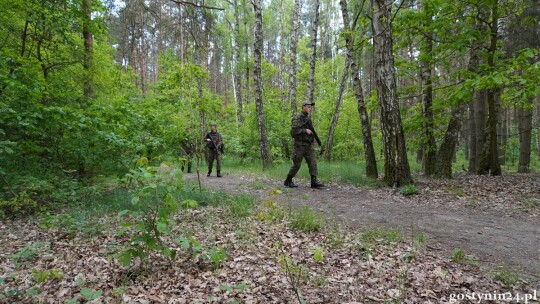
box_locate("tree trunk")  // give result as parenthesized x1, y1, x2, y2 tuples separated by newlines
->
(435, 104, 466, 178)
(83, 0, 94, 99)
(477, 0, 501, 176)
(517, 103, 533, 172)
(419, 0, 436, 176)
(468, 101, 477, 173)
(372, 0, 412, 187)
(339, 0, 377, 178)
(288, 0, 300, 114)
(307, 0, 320, 105)
(253, 0, 272, 169)
(324, 61, 349, 161)
(233, 0, 244, 122)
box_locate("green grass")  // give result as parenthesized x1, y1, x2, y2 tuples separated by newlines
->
(360, 226, 403, 244)
(289, 206, 325, 232)
(224, 157, 383, 188)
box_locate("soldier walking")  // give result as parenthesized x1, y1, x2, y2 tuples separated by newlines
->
(204, 123, 223, 177)
(180, 127, 194, 173)
(284, 101, 325, 188)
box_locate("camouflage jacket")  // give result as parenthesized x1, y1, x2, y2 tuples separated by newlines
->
(291, 112, 315, 144)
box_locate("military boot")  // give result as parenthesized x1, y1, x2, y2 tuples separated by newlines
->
(207, 169, 212, 177)
(311, 176, 325, 189)
(284, 175, 298, 188)
(217, 170, 222, 178)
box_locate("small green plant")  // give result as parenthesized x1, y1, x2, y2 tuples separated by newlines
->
(310, 247, 325, 263)
(209, 247, 228, 268)
(80, 288, 103, 301)
(360, 227, 403, 244)
(219, 283, 249, 292)
(115, 162, 183, 268)
(180, 199, 199, 209)
(289, 206, 324, 232)
(522, 198, 539, 209)
(0, 191, 39, 218)
(31, 268, 63, 283)
(226, 195, 254, 218)
(452, 247, 464, 262)
(257, 199, 287, 223)
(399, 184, 418, 196)
(493, 266, 522, 287)
(10, 242, 49, 267)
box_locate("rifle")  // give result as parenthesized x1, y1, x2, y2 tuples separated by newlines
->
(206, 133, 223, 153)
(307, 119, 322, 146)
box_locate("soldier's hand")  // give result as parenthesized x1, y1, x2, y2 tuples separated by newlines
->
(306, 129, 313, 135)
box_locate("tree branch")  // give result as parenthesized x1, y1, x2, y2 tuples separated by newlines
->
(169, 0, 224, 10)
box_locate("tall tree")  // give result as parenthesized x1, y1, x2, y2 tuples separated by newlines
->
(419, 0, 436, 176)
(339, 0, 377, 178)
(252, 0, 273, 168)
(288, 0, 301, 114)
(232, 0, 244, 122)
(477, 0, 502, 176)
(83, 0, 94, 99)
(307, 0, 320, 105)
(372, 0, 412, 186)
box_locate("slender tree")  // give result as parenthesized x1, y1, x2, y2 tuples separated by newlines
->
(288, 0, 301, 114)
(252, 0, 273, 168)
(307, 0, 320, 105)
(478, 0, 502, 176)
(83, 0, 94, 99)
(339, 0, 377, 178)
(372, 0, 412, 186)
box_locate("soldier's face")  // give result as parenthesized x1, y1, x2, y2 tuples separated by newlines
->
(211, 125, 217, 132)
(302, 105, 313, 113)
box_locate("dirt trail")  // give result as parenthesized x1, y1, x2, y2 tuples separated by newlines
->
(185, 172, 540, 283)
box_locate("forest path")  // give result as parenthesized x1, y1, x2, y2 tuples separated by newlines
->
(185, 172, 540, 283)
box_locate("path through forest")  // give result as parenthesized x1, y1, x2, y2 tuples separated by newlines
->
(185, 172, 540, 283)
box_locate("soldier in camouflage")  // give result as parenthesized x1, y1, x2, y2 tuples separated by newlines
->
(180, 127, 194, 173)
(204, 123, 223, 177)
(284, 101, 325, 189)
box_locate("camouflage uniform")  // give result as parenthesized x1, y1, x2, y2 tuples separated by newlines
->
(180, 131, 194, 173)
(284, 102, 325, 188)
(204, 130, 223, 177)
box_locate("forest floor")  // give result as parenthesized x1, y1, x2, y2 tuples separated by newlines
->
(2, 171, 540, 303)
(187, 171, 540, 282)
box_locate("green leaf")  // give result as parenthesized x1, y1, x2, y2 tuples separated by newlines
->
(118, 210, 129, 216)
(219, 284, 233, 291)
(81, 288, 103, 301)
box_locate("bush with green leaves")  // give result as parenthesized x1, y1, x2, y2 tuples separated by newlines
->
(115, 162, 183, 268)
(399, 184, 418, 196)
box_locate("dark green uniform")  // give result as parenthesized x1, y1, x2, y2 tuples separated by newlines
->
(288, 112, 318, 177)
(180, 132, 194, 173)
(284, 106, 325, 188)
(204, 131, 223, 177)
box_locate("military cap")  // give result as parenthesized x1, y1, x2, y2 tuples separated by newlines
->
(302, 101, 315, 106)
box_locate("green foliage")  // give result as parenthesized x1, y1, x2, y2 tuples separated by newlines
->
(0, 191, 39, 218)
(360, 227, 403, 244)
(180, 199, 199, 209)
(399, 184, 418, 196)
(115, 163, 183, 268)
(80, 288, 103, 301)
(9, 242, 49, 268)
(289, 206, 325, 232)
(208, 247, 228, 268)
(493, 266, 523, 287)
(452, 247, 464, 263)
(310, 247, 325, 263)
(225, 194, 255, 218)
(31, 268, 63, 283)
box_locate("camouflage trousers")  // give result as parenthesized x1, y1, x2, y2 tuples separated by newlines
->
(207, 148, 222, 171)
(287, 141, 317, 177)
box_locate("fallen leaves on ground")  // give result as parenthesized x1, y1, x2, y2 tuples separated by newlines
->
(1, 199, 534, 304)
